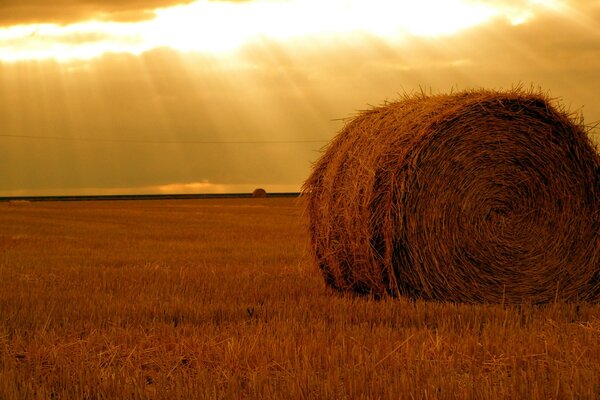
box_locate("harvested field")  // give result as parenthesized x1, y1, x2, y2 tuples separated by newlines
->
(0, 198, 598, 399)
(304, 89, 600, 303)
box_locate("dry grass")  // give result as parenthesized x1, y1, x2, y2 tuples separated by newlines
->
(0, 198, 598, 399)
(7, 200, 31, 207)
(304, 89, 600, 303)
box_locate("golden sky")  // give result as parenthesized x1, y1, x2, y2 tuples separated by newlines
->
(1, 0, 599, 196)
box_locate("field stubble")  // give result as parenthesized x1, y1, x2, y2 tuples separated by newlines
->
(0, 198, 598, 399)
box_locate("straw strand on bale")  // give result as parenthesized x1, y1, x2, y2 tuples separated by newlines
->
(303, 89, 600, 304)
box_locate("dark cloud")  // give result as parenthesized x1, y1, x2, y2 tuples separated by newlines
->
(0, 0, 194, 26)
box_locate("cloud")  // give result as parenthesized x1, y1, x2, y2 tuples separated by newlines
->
(0, 0, 598, 196)
(0, 0, 194, 26)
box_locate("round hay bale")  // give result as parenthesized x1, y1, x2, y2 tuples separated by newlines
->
(303, 89, 600, 303)
(252, 188, 267, 198)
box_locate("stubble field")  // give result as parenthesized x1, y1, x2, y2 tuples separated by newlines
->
(0, 198, 598, 399)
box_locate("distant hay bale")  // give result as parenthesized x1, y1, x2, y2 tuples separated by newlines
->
(252, 188, 267, 198)
(303, 89, 600, 304)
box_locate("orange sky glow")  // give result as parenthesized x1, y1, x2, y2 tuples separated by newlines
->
(0, 0, 553, 61)
(0, 0, 599, 196)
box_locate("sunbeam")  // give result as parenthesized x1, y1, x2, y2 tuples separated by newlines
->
(0, 0, 598, 196)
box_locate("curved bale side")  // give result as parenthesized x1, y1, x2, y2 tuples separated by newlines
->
(303, 89, 600, 303)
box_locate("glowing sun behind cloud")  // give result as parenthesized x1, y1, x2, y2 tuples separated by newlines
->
(0, 0, 556, 62)
(0, 0, 597, 198)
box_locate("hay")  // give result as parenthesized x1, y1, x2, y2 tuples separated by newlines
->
(7, 200, 32, 207)
(252, 188, 267, 198)
(303, 89, 600, 303)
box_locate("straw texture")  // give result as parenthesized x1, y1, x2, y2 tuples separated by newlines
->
(304, 89, 600, 303)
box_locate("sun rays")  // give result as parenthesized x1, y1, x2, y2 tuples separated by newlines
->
(1, 0, 598, 197)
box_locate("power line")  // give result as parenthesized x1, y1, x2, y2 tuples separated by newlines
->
(0, 133, 329, 144)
